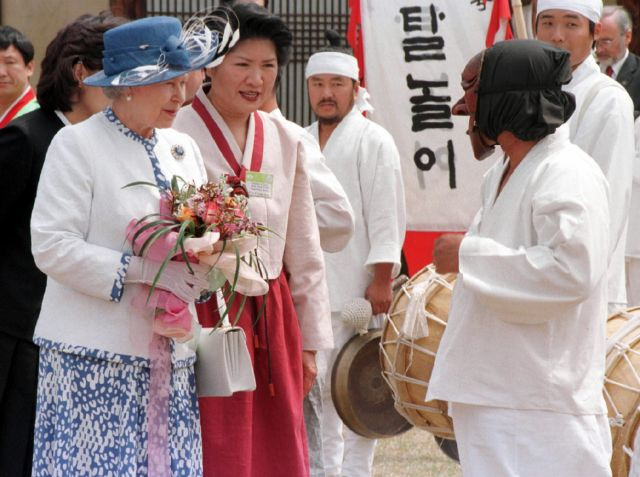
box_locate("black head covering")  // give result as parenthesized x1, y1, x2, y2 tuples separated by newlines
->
(475, 39, 576, 142)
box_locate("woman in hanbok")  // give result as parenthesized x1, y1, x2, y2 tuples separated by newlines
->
(174, 4, 332, 476)
(29, 16, 231, 475)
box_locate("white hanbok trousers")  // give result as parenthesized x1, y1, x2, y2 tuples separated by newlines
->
(450, 402, 612, 477)
(319, 313, 377, 477)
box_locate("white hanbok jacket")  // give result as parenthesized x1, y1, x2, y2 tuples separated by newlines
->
(565, 54, 634, 306)
(30, 110, 206, 362)
(626, 117, 640, 258)
(269, 108, 354, 253)
(174, 90, 333, 351)
(428, 128, 610, 415)
(308, 107, 406, 312)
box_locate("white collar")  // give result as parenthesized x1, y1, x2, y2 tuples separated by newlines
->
(0, 84, 32, 123)
(568, 54, 600, 89)
(54, 110, 72, 126)
(608, 49, 629, 79)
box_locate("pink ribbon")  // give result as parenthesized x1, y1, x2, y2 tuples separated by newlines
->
(132, 289, 193, 343)
(127, 218, 193, 475)
(147, 333, 172, 476)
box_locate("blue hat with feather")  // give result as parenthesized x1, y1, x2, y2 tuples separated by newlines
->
(85, 14, 238, 87)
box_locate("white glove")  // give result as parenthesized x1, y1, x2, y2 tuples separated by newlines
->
(125, 257, 210, 303)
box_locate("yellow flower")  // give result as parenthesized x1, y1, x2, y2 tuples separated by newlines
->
(175, 205, 195, 223)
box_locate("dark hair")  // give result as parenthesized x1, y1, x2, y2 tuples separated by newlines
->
(36, 12, 126, 112)
(0, 25, 34, 64)
(231, 2, 292, 69)
(221, 0, 270, 8)
(309, 30, 357, 85)
(317, 29, 352, 55)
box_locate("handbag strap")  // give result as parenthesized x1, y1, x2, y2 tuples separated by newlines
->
(215, 289, 231, 328)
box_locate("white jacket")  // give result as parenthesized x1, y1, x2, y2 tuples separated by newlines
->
(428, 129, 610, 415)
(31, 109, 206, 362)
(565, 54, 634, 306)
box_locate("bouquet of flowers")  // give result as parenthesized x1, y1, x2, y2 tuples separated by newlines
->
(125, 175, 269, 342)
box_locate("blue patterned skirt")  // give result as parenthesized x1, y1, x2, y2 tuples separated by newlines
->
(32, 343, 202, 476)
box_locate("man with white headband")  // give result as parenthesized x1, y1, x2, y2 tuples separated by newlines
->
(259, 70, 355, 477)
(536, 0, 635, 313)
(305, 44, 405, 477)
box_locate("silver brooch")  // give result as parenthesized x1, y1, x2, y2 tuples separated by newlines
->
(171, 144, 185, 161)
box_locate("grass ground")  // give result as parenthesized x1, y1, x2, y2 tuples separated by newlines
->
(373, 428, 462, 477)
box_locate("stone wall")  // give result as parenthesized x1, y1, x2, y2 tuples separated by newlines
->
(1, 0, 109, 82)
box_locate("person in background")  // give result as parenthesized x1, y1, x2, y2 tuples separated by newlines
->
(596, 6, 640, 115)
(305, 39, 406, 477)
(535, 0, 635, 313)
(594, 6, 640, 307)
(431, 39, 611, 477)
(29, 16, 225, 474)
(174, 4, 333, 476)
(0, 12, 125, 477)
(0, 26, 37, 128)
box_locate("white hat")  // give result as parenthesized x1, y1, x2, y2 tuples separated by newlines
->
(305, 51, 359, 81)
(536, 0, 603, 24)
(305, 51, 374, 113)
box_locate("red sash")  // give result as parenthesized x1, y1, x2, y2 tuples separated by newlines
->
(0, 87, 36, 128)
(192, 96, 264, 180)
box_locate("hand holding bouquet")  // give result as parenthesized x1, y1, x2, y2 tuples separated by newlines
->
(125, 175, 268, 341)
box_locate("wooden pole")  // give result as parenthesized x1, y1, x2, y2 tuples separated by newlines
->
(511, 0, 529, 40)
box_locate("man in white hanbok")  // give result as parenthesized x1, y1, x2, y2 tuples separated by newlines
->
(430, 39, 612, 477)
(627, 117, 640, 306)
(536, 0, 635, 312)
(305, 50, 406, 477)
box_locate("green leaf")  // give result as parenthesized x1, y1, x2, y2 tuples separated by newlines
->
(131, 219, 177, 254)
(208, 268, 227, 290)
(122, 181, 162, 190)
(232, 293, 248, 326)
(139, 224, 180, 257)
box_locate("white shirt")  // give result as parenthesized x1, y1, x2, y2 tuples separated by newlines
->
(428, 129, 610, 415)
(308, 107, 406, 312)
(565, 54, 635, 306)
(626, 116, 640, 257)
(269, 108, 354, 253)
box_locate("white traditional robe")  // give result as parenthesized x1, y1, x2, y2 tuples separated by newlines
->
(270, 108, 354, 253)
(428, 127, 611, 475)
(428, 127, 609, 413)
(626, 117, 640, 306)
(308, 106, 406, 477)
(174, 89, 333, 351)
(307, 107, 406, 313)
(564, 54, 635, 308)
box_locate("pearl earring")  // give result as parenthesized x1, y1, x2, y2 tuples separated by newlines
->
(126, 94, 132, 102)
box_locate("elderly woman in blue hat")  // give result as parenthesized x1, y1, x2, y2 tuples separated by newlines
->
(29, 15, 233, 475)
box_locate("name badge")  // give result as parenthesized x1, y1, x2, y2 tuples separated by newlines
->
(245, 171, 274, 199)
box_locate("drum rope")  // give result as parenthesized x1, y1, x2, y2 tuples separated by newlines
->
(604, 386, 625, 427)
(380, 265, 456, 438)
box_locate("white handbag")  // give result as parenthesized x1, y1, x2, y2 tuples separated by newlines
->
(194, 291, 256, 397)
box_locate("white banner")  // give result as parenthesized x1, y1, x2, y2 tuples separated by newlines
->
(361, 0, 502, 231)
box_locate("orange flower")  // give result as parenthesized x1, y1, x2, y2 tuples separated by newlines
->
(175, 204, 196, 223)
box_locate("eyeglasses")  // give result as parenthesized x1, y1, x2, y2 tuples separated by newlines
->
(595, 38, 616, 47)
(595, 33, 625, 47)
